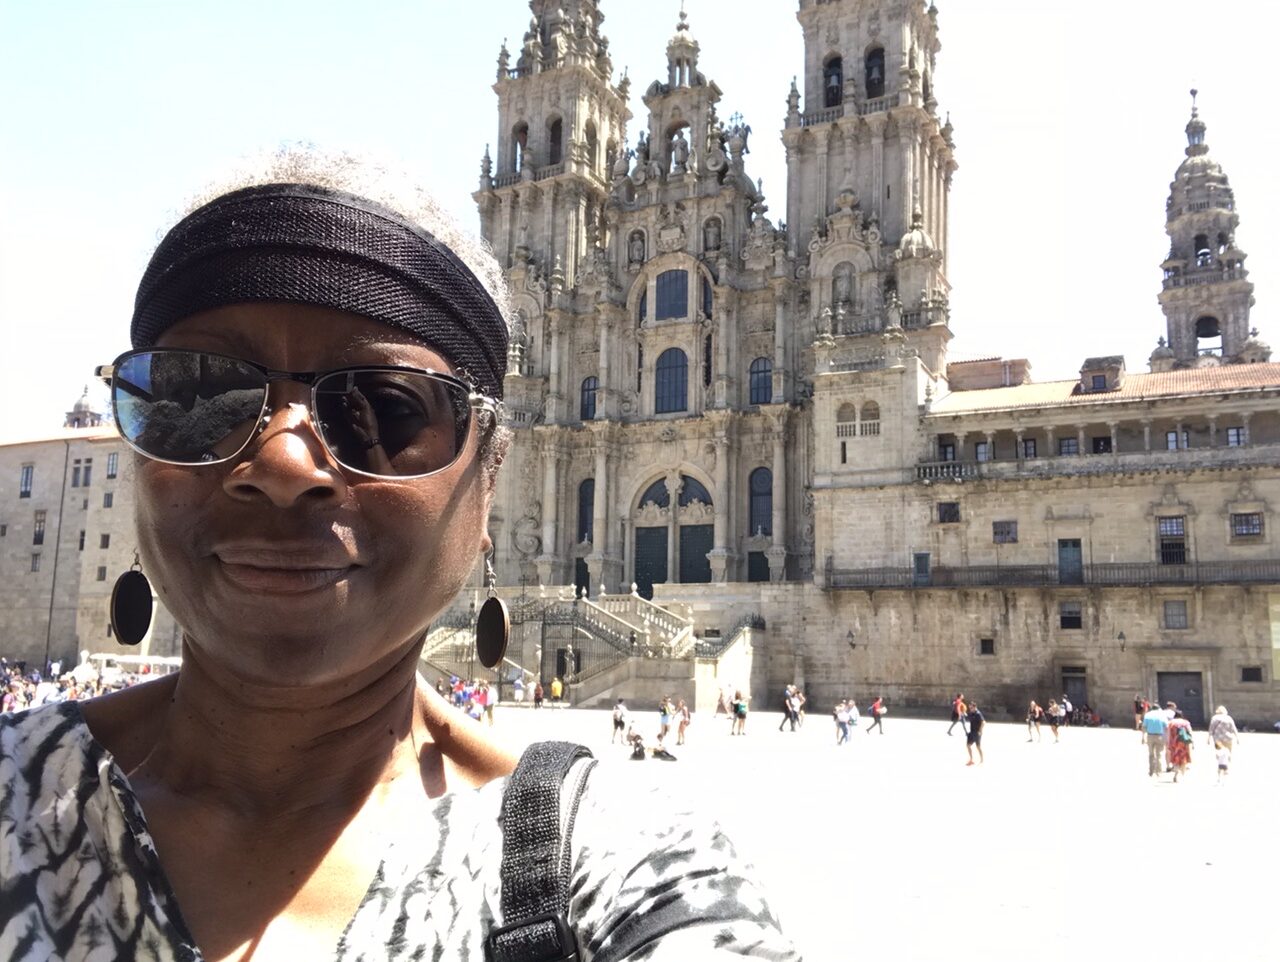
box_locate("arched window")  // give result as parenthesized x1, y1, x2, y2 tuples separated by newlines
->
(749, 467, 772, 537)
(548, 117, 563, 166)
(836, 402, 856, 423)
(512, 122, 529, 172)
(656, 270, 689, 320)
(865, 47, 886, 100)
(639, 478, 670, 508)
(749, 357, 773, 405)
(702, 275, 713, 317)
(655, 348, 688, 413)
(1194, 233, 1211, 267)
(580, 376, 599, 421)
(584, 121, 598, 175)
(679, 476, 712, 507)
(860, 401, 881, 436)
(1195, 315, 1222, 355)
(577, 479, 595, 543)
(824, 56, 844, 108)
(703, 334, 713, 387)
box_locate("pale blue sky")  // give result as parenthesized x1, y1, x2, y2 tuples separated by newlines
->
(2, 1, 1276, 438)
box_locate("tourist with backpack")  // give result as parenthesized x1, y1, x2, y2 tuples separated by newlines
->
(1166, 710, 1195, 782)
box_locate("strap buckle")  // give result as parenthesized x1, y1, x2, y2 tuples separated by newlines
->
(486, 911, 579, 962)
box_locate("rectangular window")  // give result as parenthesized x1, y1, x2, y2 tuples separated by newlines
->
(939, 442, 956, 462)
(82, 458, 92, 487)
(979, 638, 995, 656)
(747, 551, 769, 583)
(78, 530, 85, 551)
(1163, 600, 1188, 629)
(937, 502, 960, 524)
(1059, 601, 1083, 630)
(1226, 427, 1245, 447)
(31, 553, 41, 573)
(1241, 666, 1264, 683)
(1091, 436, 1112, 454)
(103, 492, 114, 509)
(106, 452, 119, 478)
(33, 510, 46, 546)
(1231, 513, 1264, 538)
(1090, 374, 1107, 391)
(655, 269, 688, 320)
(19, 464, 33, 498)
(840, 441, 847, 465)
(974, 441, 991, 462)
(100, 533, 111, 549)
(96, 566, 107, 582)
(992, 520, 1018, 544)
(1058, 437, 1079, 456)
(1158, 516, 1187, 565)
(71, 460, 82, 488)
(0, 523, 6, 537)
(1166, 430, 1189, 450)
(1022, 438, 1037, 459)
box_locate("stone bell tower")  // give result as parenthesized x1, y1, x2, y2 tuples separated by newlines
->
(1151, 91, 1268, 371)
(783, 0, 957, 374)
(476, 0, 631, 286)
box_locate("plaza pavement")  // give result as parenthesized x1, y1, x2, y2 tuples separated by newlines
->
(482, 704, 1277, 961)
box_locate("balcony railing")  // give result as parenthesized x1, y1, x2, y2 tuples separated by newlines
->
(826, 559, 1280, 590)
(914, 443, 1278, 483)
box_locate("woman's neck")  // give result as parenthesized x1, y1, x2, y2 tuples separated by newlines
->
(130, 639, 429, 818)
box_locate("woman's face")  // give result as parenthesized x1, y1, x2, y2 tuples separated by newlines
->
(133, 303, 494, 687)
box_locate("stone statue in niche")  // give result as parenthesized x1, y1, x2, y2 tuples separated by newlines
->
(671, 128, 690, 173)
(629, 231, 645, 266)
(703, 218, 721, 252)
(833, 263, 853, 305)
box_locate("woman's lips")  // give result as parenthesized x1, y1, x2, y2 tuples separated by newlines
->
(212, 547, 359, 594)
(216, 562, 354, 594)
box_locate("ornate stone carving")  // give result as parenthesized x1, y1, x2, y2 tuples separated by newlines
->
(513, 507, 542, 559)
(656, 203, 688, 252)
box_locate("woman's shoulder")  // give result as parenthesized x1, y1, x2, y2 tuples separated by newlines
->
(567, 761, 799, 959)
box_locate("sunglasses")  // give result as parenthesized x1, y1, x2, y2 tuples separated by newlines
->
(95, 348, 499, 479)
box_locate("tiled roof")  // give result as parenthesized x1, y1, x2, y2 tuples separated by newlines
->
(0, 425, 120, 449)
(929, 362, 1280, 416)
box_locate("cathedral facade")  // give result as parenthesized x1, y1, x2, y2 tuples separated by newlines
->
(474, 0, 1280, 725)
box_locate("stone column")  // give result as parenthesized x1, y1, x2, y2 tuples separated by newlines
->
(899, 119, 916, 229)
(1241, 411, 1252, 445)
(664, 471, 682, 584)
(772, 286, 787, 403)
(1076, 425, 1086, 455)
(546, 315, 562, 423)
(1141, 420, 1152, 452)
(785, 142, 801, 257)
(1108, 422, 1119, 454)
(983, 431, 995, 461)
(1014, 428, 1025, 461)
(1207, 415, 1218, 448)
(868, 116, 886, 224)
(1175, 421, 1185, 450)
(1045, 426, 1057, 454)
(954, 431, 968, 460)
(767, 409, 789, 582)
(814, 128, 831, 222)
(597, 313, 611, 419)
(708, 429, 733, 583)
(536, 438, 563, 585)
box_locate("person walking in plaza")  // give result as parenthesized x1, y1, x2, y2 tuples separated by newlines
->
(947, 693, 967, 735)
(1166, 710, 1194, 782)
(676, 699, 691, 746)
(1133, 692, 1147, 731)
(731, 690, 750, 735)
(1215, 741, 1231, 783)
(865, 695, 886, 734)
(657, 695, 674, 745)
(533, 680, 544, 708)
(1208, 705, 1239, 761)
(1026, 700, 1044, 742)
(964, 701, 985, 765)
(777, 685, 796, 732)
(1141, 700, 1169, 777)
(834, 701, 851, 744)
(1047, 700, 1062, 742)
(550, 676, 563, 703)
(611, 698, 629, 744)
(1061, 693, 1074, 726)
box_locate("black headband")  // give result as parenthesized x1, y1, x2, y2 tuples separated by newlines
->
(131, 183, 509, 399)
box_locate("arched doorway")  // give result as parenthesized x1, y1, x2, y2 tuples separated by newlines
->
(632, 474, 714, 599)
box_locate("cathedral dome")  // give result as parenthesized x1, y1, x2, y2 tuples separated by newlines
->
(72, 385, 95, 414)
(898, 206, 936, 258)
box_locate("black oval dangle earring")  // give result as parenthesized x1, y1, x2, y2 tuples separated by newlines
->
(110, 552, 153, 646)
(474, 550, 509, 670)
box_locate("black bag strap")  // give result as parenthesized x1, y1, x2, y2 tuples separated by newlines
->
(486, 740, 596, 962)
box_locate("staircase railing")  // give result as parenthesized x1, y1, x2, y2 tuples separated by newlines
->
(695, 614, 766, 659)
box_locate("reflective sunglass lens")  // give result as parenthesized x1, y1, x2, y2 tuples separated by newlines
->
(114, 352, 266, 464)
(314, 370, 470, 476)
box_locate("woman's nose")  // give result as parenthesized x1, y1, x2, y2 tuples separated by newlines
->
(222, 400, 348, 507)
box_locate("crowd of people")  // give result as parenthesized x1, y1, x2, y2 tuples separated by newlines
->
(2, 658, 150, 712)
(1138, 695, 1240, 783)
(611, 695, 689, 760)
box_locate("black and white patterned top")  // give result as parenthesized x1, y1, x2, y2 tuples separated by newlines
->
(1, 703, 800, 961)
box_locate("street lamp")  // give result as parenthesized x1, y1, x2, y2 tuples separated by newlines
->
(846, 630, 857, 651)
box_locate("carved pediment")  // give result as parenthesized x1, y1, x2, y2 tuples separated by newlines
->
(635, 502, 670, 525)
(679, 499, 715, 524)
